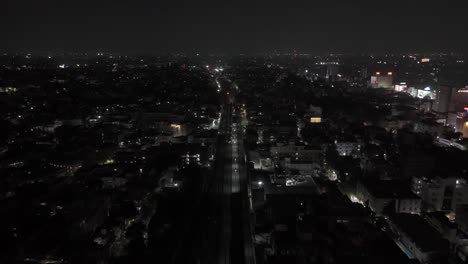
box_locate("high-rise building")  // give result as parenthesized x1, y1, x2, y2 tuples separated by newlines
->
(326, 64, 339, 81)
(412, 177, 468, 212)
(451, 87, 468, 112)
(432, 86, 456, 113)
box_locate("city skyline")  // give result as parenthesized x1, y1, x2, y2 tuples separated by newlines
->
(2, 2, 468, 264)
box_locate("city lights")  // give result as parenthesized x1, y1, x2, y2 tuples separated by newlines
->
(1, 4, 466, 261)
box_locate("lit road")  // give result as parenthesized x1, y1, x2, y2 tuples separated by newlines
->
(212, 98, 255, 264)
(215, 104, 239, 264)
(174, 83, 255, 264)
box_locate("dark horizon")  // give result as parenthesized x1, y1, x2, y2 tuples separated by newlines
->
(2, 0, 468, 54)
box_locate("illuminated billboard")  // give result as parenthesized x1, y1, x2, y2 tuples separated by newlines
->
(310, 117, 322, 123)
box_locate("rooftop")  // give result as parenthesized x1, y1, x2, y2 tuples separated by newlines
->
(362, 180, 420, 200)
(391, 213, 449, 252)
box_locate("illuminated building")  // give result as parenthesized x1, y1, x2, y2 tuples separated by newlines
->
(394, 82, 407, 92)
(0, 86, 17, 93)
(447, 110, 468, 138)
(439, 86, 468, 136)
(370, 71, 393, 88)
(412, 177, 468, 212)
(421, 58, 431, 63)
(335, 141, 360, 157)
(407, 86, 436, 100)
(270, 142, 322, 162)
(280, 158, 318, 175)
(451, 86, 468, 112)
(305, 105, 322, 124)
(326, 64, 339, 81)
(432, 86, 456, 113)
(435, 137, 467, 150)
(49, 160, 83, 174)
(356, 180, 421, 216)
(464, 121, 468, 138)
(309, 117, 321, 123)
(433, 86, 468, 132)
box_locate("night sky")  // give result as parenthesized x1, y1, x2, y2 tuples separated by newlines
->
(2, 0, 468, 54)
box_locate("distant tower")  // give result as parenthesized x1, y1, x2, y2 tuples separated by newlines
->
(361, 67, 368, 79)
(326, 64, 339, 81)
(431, 85, 454, 113)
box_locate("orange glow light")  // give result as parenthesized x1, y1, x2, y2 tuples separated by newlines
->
(310, 117, 322, 123)
(376, 72, 381, 75)
(387, 72, 393, 76)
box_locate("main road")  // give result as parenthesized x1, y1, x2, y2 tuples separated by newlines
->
(211, 94, 256, 264)
(172, 85, 255, 264)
